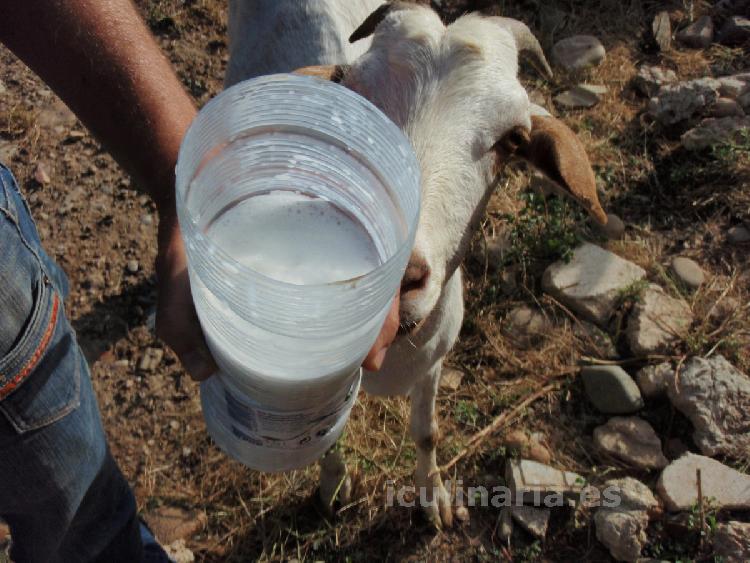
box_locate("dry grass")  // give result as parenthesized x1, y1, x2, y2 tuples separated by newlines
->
(1, 0, 748, 561)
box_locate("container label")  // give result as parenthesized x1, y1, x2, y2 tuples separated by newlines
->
(224, 375, 360, 450)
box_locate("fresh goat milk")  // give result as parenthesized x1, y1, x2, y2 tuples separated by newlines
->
(207, 190, 381, 285)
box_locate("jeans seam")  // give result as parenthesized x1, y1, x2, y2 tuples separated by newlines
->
(0, 168, 48, 273)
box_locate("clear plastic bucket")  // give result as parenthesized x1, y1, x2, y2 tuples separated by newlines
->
(175, 74, 420, 472)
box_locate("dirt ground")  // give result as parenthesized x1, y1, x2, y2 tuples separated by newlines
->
(1, 0, 748, 561)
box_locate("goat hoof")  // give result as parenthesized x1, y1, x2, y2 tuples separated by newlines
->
(420, 480, 454, 529)
(318, 473, 352, 516)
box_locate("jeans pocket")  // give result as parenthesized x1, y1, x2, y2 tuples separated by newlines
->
(0, 281, 82, 435)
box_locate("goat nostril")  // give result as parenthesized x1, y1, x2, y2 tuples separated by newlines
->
(401, 263, 430, 295)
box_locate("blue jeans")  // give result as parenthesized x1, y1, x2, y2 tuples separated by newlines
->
(0, 163, 147, 562)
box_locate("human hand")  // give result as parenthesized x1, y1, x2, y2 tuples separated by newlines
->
(154, 213, 218, 381)
(362, 294, 399, 371)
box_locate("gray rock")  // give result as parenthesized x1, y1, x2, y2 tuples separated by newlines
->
(598, 213, 626, 240)
(552, 35, 606, 71)
(505, 305, 551, 349)
(593, 416, 669, 470)
(164, 540, 195, 563)
(727, 224, 750, 244)
(739, 90, 750, 111)
(503, 430, 552, 465)
(505, 458, 584, 504)
(572, 320, 619, 360)
(718, 74, 750, 99)
(676, 15, 714, 48)
(667, 355, 750, 457)
(714, 522, 750, 561)
(718, 15, 750, 46)
(582, 365, 645, 414)
(657, 453, 750, 511)
(634, 65, 678, 97)
(554, 85, 605, 109)
(126, 259, 140, 273)
(626, 285, 692, 356)
(510, 506, 551, 539)
(542, 243, 647, 326)
(670, 256, 705, 289)
(710, 97, 745, 117)
(648, 78, 721, 125)
(681, 116, 750, 150)
(439, 367, 464, 391)
(636, 362, 673, 398)
(595, 477, 658, 562)
(653, 11, 672, 52)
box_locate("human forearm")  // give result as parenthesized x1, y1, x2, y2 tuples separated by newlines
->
(0, 0, 196, 216)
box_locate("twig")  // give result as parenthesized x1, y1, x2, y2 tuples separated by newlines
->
(579, 354, 676, 366)
(437, 380, 560, 475)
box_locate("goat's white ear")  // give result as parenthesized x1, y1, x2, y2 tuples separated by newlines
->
(293, 65, 348, 83)
(498, 116, 607, 225)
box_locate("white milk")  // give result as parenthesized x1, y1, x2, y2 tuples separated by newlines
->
(207, 190, 381, 285)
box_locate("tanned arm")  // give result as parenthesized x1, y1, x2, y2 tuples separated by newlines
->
(0, 0, 217, 379)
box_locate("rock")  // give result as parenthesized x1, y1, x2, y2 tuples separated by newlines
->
(718, 75, 750, 99)
(634, 65, 678, 97)
(554, 85, 603, 109)
(636, 362, 673, 398)
(510, 506, 551, 539)
(648, 78, 721, 125)
(141, 213, 154, 226)
(598, 213, 625, 240)
(33, 162, 51, 184)
(126, 259, 139, 273)
(440, 367, 464, 391)
(142, 506, 206, 545)
(681, 116, 750, 150)
(717, 16, 750, 46)
(572, 320, 619, 360)
(727, 224, 750, 244)
(505, 305, 551, 349)
(667, 355, 750, 457)
(711, 97, 744, 117)
(0, 80, 6, 95)
(670, 256, 705, 289)
(138, 347, 164, 372)
(657, 453, 750, 511)
(164, 539, 195, 563)
(652, 11, 672, 52)
(676, 15, 714, 48)
(714, 522, 750, 561)
(503, 430, 552, 464)
(593, 416, 669, 470)
(552, 35, 606, 71)
(582, 365, 645, 414)
(595, 477, 659, 562)
(739, 90, 750, 111)
(505, 458, 584, 504)
(542, 243, 647, 326)
(626, 285, 692, 356)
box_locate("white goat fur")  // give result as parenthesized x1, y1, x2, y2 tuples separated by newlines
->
(227, 1, 542, 526)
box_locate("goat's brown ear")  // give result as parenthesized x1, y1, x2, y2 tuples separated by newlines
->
(501, 115, 607, 225)
(349, 2, 413, 43)
(293, 65, 349, 83)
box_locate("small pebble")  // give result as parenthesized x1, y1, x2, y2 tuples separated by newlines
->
(170, 420, 180, 431)
(670, 256, 705, 289)
(127, 259, 139, 273)
(598, 213, 625, 240)
(33, 162, 51, 184)
(727, 224, 750, 244)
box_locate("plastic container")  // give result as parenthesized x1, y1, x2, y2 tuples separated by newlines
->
(175, 74, 420, 472)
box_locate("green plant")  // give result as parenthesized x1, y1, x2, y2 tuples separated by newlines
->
(454, 400, 480, 428)
(616, 278, 650, 306)
(501, 190, 588, 272)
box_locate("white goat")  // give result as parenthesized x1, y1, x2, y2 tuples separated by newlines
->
(226, 1, 606, 527)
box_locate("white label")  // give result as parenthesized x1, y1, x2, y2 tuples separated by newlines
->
(223, 374, 360, 450)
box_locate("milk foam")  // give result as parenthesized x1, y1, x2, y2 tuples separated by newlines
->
(207, 190, 381, 284)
